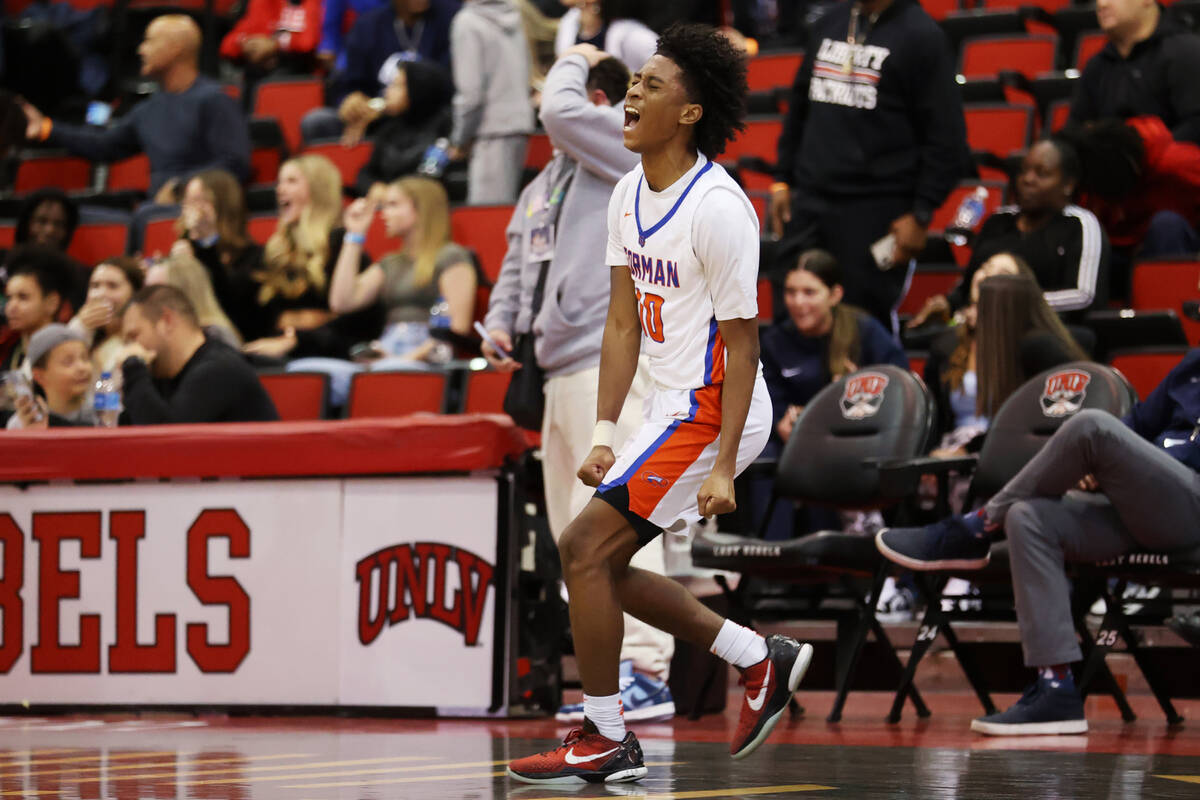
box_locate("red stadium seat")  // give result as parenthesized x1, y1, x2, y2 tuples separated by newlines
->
(921, 0, 961, 21)
(1131, 259, 1200, 345)
(347, 370, 448, 418)
(964, 104, 1035, 156)
(302, 140, 373, 187)
(1046, 98, 1072, 134)
(259, 372, 330, 420)
(929, 181, 1006, 233)
(365, 214, 396, 261)
(68, 220, 129, 265)
(1109, 347, 1188, 401)
(960, 35, 1058, 80)
(525, 132, 553, 170)
(899, 264, 963, 317)
(756, 277, 773, 321)
(746, 51, 804, 92)
(463, 369, 513, 415)
(723, 117, 783, 163)
(14, 152, 92, 194)
(253, 78, 325, 155)
(0, 223, 14, 249)
(450, 205, 514, 283)
(251, 146, 283, 185)
(981, 0, 1070, 11)
(1075, 31, 1108, 70)
(141, 215, 179, 257)
(907, 351, 928, 377)
(107, 153, 151, 193)
(247, 214, 278, 245)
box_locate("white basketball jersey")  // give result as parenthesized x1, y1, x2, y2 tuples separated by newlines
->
(606, 154, 760, 392)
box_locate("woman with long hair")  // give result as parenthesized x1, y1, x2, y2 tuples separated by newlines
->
(762, 249, 908, 444)
(70, 256, 144, 371)
(146, 253, 243, 349)
(284, 176, 477, 404)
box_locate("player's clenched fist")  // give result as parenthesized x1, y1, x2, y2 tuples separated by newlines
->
(577, 446, 616, 487)
(697, 473, 736, 517)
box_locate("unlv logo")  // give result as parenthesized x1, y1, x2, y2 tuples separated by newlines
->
(1041, 370, 1091, 417)
(356, 542, 494, 647)
(840, 372, 889, 419)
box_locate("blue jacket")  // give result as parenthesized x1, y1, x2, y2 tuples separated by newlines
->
(331, 0, 460, 103)
(761, 312, 909, 428)
(1123, 347, 1200, 471)
(320, 0, 387, 71)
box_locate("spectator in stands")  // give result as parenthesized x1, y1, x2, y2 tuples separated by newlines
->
(117, 285, 279, 424)
(909, 138, 1110, 329)
(300, 0, 461, 144)
(70, 256, 144, 373)
(220, 0, 324, 100)
(449, 0, 535, 204)
(20, 14, 251, 202)
(351, 60, 454, 193)
(924, 255, 1088, 461)
(170, 169, 264, 333)
(554, 0, 658, 73)
(14, 188, 78, 254)
(1064, 117, 1200, 272)
(318, 0, 388, 73)
(241, 155, 382, 356)
(146, 253, 243, 349)
(763, 249, 908, 446)
(6, 324, 96, 429)
(770, 0, 968, 333)
(877, 344, 1200, 737)
(282, 176, 476, 404)
(1069, 0, 1200, 146)
(482, 47, 677, 722)
(0, 249, 72, 373)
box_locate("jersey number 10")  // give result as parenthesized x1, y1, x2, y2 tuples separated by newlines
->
(634, 289, 666, 343)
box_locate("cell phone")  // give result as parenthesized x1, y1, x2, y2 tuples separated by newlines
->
(871, 233, 897, 271)
(86, 101, 111, 126)
(473, 321, 512, 360)
(2, 371, 43, 422)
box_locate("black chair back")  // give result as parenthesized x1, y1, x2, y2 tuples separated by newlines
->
(970, 361, 1137, 502)
(775, 365, 935, 508)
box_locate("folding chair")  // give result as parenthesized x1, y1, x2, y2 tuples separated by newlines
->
(691, 365, 937, 722)
(876, 361, 1139, 721)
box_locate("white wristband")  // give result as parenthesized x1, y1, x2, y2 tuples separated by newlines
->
(591, 420, 616, 449)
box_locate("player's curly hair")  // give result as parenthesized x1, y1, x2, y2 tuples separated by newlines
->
(653, 23, 748, 160)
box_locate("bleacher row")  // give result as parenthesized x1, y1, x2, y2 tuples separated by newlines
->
(4, 0, 1198, 423)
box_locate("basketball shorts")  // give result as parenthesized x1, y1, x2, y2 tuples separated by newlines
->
(595, 375, 772, 547)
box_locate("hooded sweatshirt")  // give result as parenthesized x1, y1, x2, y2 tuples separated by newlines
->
(1068, 9, 1200, 146)
(775, 0, 968, 219)
(449, 0, 534, 147)
(1123, 347, 1200, 472)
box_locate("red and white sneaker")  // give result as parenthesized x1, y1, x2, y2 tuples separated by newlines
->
(507, 720, 647, 784)
(730, 634, 814, 759)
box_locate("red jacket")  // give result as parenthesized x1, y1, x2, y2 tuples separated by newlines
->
(1083, 116, 1200, 249)
(220, 0, 323, 60)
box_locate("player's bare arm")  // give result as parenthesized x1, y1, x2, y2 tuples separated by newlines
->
(697, 315, 759, 517)
(578, 266, 643, 487)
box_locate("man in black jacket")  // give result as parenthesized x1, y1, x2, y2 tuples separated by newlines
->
(770, 0, 968, 333)
(117, 285, 278, 424)
(1069, 0, 1200, 146)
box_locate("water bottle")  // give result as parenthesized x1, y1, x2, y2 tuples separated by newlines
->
(418, 138, 451, 179)
(427, 297, 454, 364)
(945, 186, 989, 246)
(93, 371, 121, 428)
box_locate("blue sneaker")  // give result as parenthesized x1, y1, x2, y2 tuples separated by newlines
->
(875, 510, 993, 571)
(556, 661, 676, 723)
(970, 671, 1087, 735)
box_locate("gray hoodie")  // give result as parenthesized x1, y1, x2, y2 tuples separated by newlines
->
(483, 53, 639, 377)
(449, 0, 535, 147)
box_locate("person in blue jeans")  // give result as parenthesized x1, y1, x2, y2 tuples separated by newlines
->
(876, 343, 1200, 736)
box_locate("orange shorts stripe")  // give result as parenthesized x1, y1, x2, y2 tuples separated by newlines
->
(626, 386, 722, 519)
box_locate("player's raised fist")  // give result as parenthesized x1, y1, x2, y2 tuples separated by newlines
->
(697, 473, 736, 517)
(577, 446, 615, 487)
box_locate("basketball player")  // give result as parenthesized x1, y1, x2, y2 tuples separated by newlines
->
(507, 24, 813, 785)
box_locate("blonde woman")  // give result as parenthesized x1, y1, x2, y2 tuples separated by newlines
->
(146, 253, 243, 350)
(285, 176, 476, 405)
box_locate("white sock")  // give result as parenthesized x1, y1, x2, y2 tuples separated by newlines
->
(709, 620, 768, 669)
(583, 692, 626, 741)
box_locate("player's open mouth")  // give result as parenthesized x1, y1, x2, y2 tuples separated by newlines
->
(624, 106, 640, 131)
